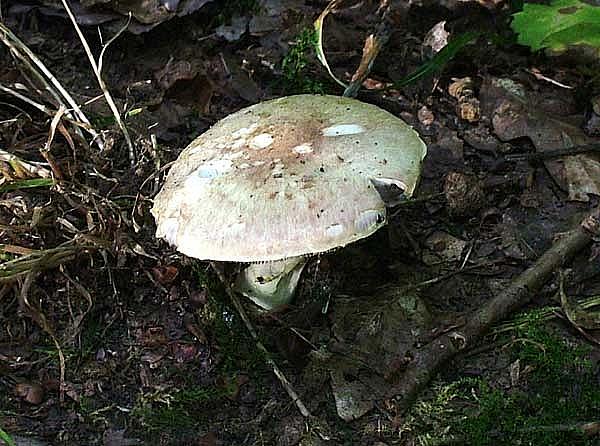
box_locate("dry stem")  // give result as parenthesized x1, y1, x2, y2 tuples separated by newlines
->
(60, 1, 136, 164)
(0, 22, 101, 148)
(210, 262, 312, 418)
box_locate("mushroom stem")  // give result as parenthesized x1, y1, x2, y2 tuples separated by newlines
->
(234, 257, 307, 310)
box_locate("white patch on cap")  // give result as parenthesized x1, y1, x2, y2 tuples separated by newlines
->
(232, 124, 257, 138)
(325, 223, 344, 238)
(250, 133, 274, 149)
(355, 209, 385, 232)
(231, 139, 246, 149)
(228, 151, 245, 159)
(322, 124, 366, 137)
(161, 218, 179, 246)
(292, 143, 313, 154)
(195, 159, 233, 179)
(185, 159, 233, 190)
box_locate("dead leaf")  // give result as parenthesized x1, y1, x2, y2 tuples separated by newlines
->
(151, 265, 179, 285)
(423, 20, 449, 55)
(14, 382, 44, 405)
(216, 16, 249, 42)
(183, 312, 207, 343)
(481, 77, 600, 201)
(169, 342, 198, 363)
(558, 274, 600, 340)
(139, 326, 168, 347)
(422, 231, 468, 265)
(309, 287, 433, 420)
(444, 171, 486, 217)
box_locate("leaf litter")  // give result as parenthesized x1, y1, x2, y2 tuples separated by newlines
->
(0, 0, 599, 445)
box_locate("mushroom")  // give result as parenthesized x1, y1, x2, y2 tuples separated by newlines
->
(152, 94, 426, 309)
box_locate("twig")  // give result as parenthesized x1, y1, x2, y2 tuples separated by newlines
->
(400, 260, 501, 292)
(97, 16, 131, 75)
(505, 144, 600, 161)
(525, 68, 574, 90)
(0, 82, 96, 137)
(384, 207, 600, 410)
(131, 161, 175, 232)
(343, 1, 394, 98)
(60, 1, 135, 164)
(210, 262, 311, 418)
(0, 83, 54, 115)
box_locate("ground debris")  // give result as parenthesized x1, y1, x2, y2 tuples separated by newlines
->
(1, 2, 599, 444)
(481, 76, 600, 201)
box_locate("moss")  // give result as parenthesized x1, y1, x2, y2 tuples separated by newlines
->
(454, 319, 599, 445)
(281, 28, 326, 94)
(404, 310, 599, 446)
(134, 386, 226, 434)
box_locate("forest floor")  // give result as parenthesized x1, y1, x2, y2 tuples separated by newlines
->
(1, 1, 599, 445)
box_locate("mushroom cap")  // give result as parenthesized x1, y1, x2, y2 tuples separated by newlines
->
(152, 94, 426, 262)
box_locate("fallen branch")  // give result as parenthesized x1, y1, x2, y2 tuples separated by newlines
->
(384, 207, 600, 409)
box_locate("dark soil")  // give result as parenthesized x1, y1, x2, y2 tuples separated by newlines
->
(1, 1, 599, 445)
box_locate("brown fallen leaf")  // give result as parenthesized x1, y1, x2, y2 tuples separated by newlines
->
(481, 77, 600, 201)
(151, 265, 179, 285)
(15, 382, 44, 405)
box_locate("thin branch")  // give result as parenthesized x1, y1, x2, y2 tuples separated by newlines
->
(210, 262, 312, 418)
(505, 144, 600, 161)
(0, 82, 98, 134)
(98, 13, 131, 75)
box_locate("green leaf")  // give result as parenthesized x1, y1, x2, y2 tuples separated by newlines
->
(394, 31, 480, 88)
(0, 178, 54, 193)
(0, 427, 16, 446)
(512, 0, 600, 54)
